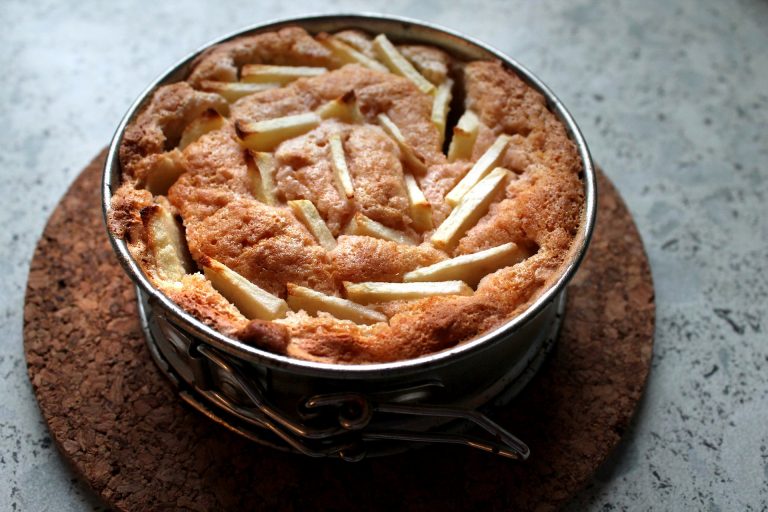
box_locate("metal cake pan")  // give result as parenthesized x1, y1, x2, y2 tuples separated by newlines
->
(102, 13, 597, 460)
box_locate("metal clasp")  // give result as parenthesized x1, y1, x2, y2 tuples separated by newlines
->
(194, 345, 529, 461)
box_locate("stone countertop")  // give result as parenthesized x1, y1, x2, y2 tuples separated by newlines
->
(1, 0, 766, 510)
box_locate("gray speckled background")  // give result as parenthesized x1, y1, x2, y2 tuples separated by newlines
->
(2, 0, 766, 510)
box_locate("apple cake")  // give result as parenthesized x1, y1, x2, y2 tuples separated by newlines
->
(108, 26, 585, 364)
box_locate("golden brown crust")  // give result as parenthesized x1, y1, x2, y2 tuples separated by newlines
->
(331, 30, 377, 56)
(343, 125, 412, 229)
(188, 27, 336, 86)
(283, 313, 377, 363)
(167, 124, 251, 222)
(159, 274, 247, 338)
(329, 31, 451, 85)
(108, 185, 153, 240)
(238, 319, 290, 354)
(228, 63, 441, 165)
(398, 45, 451, 84)
(274, 123, 354, 235)
(185, 198, 338, 297)
(119, 83, 228, 179)
(463, 60, 581, 175)
(330, 236, 446, 283)
(419, 160, 472, 224)
(353, 72, 443, 166)
(109, 27, 585, 364)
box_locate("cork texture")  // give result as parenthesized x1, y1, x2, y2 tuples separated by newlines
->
(24, 150, 654, 511)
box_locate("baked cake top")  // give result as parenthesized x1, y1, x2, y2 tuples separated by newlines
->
(109, 26, 584, 364)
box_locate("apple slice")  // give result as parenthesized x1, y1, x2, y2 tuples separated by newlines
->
(431, 78, 453, 146)
(287, 284, 387, 325)
(344, 280, 473, 304)
(372, 34, 435, 95)
(447, 111, 480, 162)
(201, 256, 288, 320)
(235, 112, 320, 151)
(178, 109, 226, 150)
(288, 199, 337, 251)
(142, 204, 191, 282)
(318, 34, 389, 72)
(431, 167, 510, 250)
(344, 212, 416, 246)
(247, 150, 278, 205)
(403, 173, 433, 231)
(445, 134, 510, 206)
(240, 64, 327, 84)
(316, 91, 362, 122)
(144, 149, 185, 195)
(199, 80, 281, 102)
(328, 132, 355, 198)
(376, 113, 428, 175)
(403, 242, 527, 287)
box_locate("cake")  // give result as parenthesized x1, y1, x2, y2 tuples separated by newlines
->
(108, 26, 584, 364)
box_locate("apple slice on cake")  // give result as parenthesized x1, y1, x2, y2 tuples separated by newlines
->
(142, 203, 192, 282)
(445, 134, 510, 206)
(235, 113, 320, 151)
(344, 212, 416, 246)
(247, 151, 278, 206)
(240, 64, 327, 84)
(288, 200, 337, 251)
(201, 256, 288, 320)
(431, 167, 511, 251)
(318, 34, 389, 72)
(178, 109, 226, 150)
(372, 34, 435, 94)
(344, 281, 473, 304)
(447, 111, 480, 162)
(404, 242, 527, 288)
(377, 113, 428, 175)
(199, 80, 281, 102)
(316, 91, 362, 123)
(431, 79, 453, 146)
(403, 173, 433, 232)
(287, 284, 387, 325)
(328, 132, 355, 198)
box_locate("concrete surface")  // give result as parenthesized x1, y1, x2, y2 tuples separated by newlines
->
(1, 0, 766, 510)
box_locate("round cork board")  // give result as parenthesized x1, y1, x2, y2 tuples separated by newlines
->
(24, 150, 654, 511)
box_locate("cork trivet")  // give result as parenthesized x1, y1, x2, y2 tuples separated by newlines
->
(24, 150, 654, 511)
